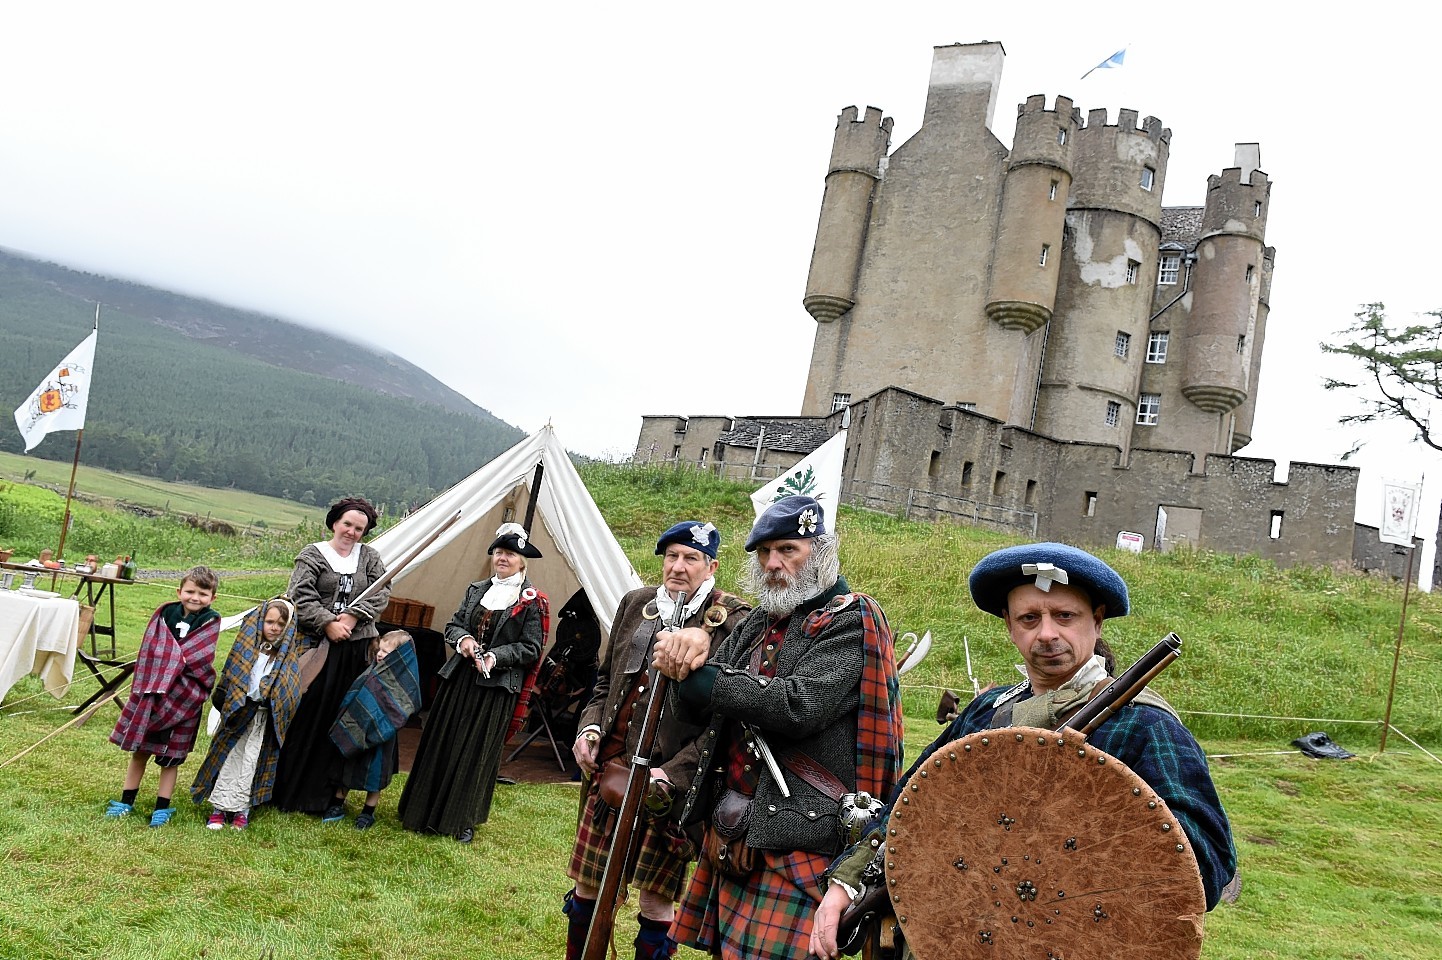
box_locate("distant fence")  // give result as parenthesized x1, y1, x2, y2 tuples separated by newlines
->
(616, 456, 792, 483)
(844, 480, 1039, 537)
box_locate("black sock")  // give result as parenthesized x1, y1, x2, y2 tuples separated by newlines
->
(154, 796, 171, 811)
(362, 803, 377, 816)
(121, 789, 138, 805)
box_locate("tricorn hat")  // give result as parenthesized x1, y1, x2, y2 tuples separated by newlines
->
(488, 522, 543, 559)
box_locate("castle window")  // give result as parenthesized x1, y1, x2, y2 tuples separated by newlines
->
(1085, 491, 1098, 517)
(698, 448, 708, 466)
(1105, 401, 1121, 426)
(1146, 332, 1170, 364)
(1039, 244, 1050, 267)
(713, 443, 726, 461)
(1125, 260, 1140, 284)
(1114, 331, 1131, 358)
(831, 392, 851, 412)
(1246, 264, 1255, 283)
(1057, 127, 1067, 145)
(1158, 254, 1181, 285)
(1025, 480, 1037, 506)
(958, 402, 977, 411)
(1140, 166, 1155, 191)
(675, 420, 687, 434)
(962, 461, 973, 486)
(1136, 393, 1161, 426)
(1049, 179, 1059, 201)
(1238, 334, 1247, 354)
(1270, 510, 1284, 539)
(1254, 200, 1263, 217)
(929, 451, 941, 479)
(993, 471, 1006, 496)
(671, 444, 682, 460)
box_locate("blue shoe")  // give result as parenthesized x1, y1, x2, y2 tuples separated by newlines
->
(149, 807, 176, 828)
(321, 803, 346, 824)
(105, 800, 133, 818)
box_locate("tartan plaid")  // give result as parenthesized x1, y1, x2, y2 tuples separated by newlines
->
(804, 593, 903, 801)
(110, 603, 221, 760)
(190, 601, 304, 806)
(504, 589, 551, 739)
(671, 845, 829, 960)
(568, 783, 696, 901)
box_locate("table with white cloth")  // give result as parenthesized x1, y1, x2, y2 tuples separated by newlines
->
(0, 591, 80, 702)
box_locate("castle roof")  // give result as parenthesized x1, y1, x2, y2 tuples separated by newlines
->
(1160, 206, 1204, 247)
(719, 416, 830, 454)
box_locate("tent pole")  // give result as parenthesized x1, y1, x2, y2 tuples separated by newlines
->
(523, 464, 544, 532)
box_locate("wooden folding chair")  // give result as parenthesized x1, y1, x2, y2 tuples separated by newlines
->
(71, 604, 137, 719)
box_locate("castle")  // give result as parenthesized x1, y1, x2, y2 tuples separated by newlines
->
(635, 42, 1411, 575)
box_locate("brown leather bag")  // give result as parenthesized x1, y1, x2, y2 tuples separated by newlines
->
(598, 759, 630, 809)
(705, 788, 759, 879)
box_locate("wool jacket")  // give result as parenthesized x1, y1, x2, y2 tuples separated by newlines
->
(675, 577, 886, 857)
(288, 543, 389, 645)
(578, 585, 751, 799)
(437, 577, 545, 695)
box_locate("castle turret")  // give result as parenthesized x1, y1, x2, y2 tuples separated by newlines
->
(985, 95, 1078, 334)
(803, 106, 893, 323)
(1230, 244, 1275, 450)
(1033, 108, 1170, 446)
(1182, 144, 1270, 414)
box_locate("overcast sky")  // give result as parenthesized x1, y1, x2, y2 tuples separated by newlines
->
(4, 3, 1438, 570)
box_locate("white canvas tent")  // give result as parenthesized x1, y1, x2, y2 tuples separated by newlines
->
(223, 425, 642, 649)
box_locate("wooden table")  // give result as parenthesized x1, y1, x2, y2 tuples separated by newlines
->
(0, 590, 80, 702)
(0, 562, 131, 657)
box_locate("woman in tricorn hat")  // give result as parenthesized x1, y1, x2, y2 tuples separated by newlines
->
(398, 522, 550, 842)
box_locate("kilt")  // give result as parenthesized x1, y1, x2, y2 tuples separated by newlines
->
(671, 836, 829, 960)
(569, 783, 695, 902)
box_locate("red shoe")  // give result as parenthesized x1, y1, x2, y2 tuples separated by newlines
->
(206, 812, 226, 831)
(231, 812, 249, 831)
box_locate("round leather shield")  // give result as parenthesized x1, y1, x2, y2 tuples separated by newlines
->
(885, 726, 1206, 960)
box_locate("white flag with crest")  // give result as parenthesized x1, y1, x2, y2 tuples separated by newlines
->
(1379, 478, 1421, 546)
(750, 430, 847, 521)
(13, 329, 97, 452)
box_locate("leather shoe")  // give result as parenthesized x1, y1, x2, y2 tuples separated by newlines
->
(455, 827, 474, 844)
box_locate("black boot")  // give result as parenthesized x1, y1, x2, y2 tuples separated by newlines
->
(562, 889, 596, 960)
(634, 914, 677, 960)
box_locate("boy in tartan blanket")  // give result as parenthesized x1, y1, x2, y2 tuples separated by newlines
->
(106, 565, 222, 827)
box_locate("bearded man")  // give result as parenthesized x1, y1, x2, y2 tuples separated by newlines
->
(563, 521, 751, 960)
(652, 495, 904, 960)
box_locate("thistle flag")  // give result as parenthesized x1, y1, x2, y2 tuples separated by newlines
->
(13, 329, 97, 452)
(1379, 478, 1421, 546)
(1081, 46, 1126, 80)
(751, 429, 847, 520)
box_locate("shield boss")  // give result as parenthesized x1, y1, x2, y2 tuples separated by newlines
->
(885, 726, 1205, 960)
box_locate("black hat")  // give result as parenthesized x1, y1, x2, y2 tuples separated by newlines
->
(744, 495, 826, 551)
(488, 522, 543, 559)
(968, 542, 1128, 619)
(655, 521, 720, 559)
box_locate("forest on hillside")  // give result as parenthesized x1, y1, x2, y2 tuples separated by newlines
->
(0, 252, 524, 512)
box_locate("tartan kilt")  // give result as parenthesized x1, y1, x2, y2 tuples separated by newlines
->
(671, 834, 829, 960)
(568, 783, 696, 902)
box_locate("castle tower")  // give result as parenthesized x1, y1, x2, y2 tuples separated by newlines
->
(1230, 245, 1275, 450)
(1181, 145, 1270, 417)
(984, 95, 1078, 335)
(803, 106, 893, 324)
(1033, 108, 1170, 448)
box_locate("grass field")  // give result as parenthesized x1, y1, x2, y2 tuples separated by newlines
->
(1, 465, 1439, 958)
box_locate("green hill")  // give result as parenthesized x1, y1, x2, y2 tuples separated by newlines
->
(0, 248, 524, 511)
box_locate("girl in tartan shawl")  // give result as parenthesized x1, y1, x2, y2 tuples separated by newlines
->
(190, 596, 305, 830)
(106, 566, 222, 828)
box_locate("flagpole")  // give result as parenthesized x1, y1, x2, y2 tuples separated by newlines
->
(54, 307, 99, 571)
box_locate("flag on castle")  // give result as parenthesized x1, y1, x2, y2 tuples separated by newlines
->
(14, 328, 98, 452)
(1379, 478, 1422, 547)
(1080, 45, 1127, 80)
(750, 429, 847, 521)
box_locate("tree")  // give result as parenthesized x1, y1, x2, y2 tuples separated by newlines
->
(1322, 302, 1442, 458)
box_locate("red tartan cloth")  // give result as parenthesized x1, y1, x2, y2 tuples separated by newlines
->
(505, 589, 551, 740)
(110, 603, 220, 760)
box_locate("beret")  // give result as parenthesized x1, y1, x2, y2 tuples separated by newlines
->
(745, 495, 826, 551)
(968, 542, 1128, 619)
(655, 521, 720, 559)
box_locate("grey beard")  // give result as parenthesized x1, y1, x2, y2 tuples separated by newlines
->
(744, 558, 824, 616)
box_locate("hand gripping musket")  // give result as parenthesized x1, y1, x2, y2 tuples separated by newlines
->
(581, 592, 687, 960)
(836, 632, 1187, 959)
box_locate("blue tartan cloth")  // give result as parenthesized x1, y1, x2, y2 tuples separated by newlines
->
(328, 641, 421, 792)
(887, 684, 1237, 910)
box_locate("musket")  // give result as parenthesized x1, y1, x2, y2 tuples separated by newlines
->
(836, 632, 1184, 957)
(581, 592, 687, 960)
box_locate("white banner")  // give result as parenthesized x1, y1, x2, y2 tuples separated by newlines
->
(1379, 479, 1421, 547)
(13, 329, 98, 453)
(751, 429, 847, 521)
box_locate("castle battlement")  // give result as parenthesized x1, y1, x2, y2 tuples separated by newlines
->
(1016, 93, 1081, 125)
(1079, 107, 1171, 144)
(1207, 166, 1271, 190)
(828, 105, 893, 174)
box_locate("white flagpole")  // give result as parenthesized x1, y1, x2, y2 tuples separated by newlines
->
(54, 306, 100, 566)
